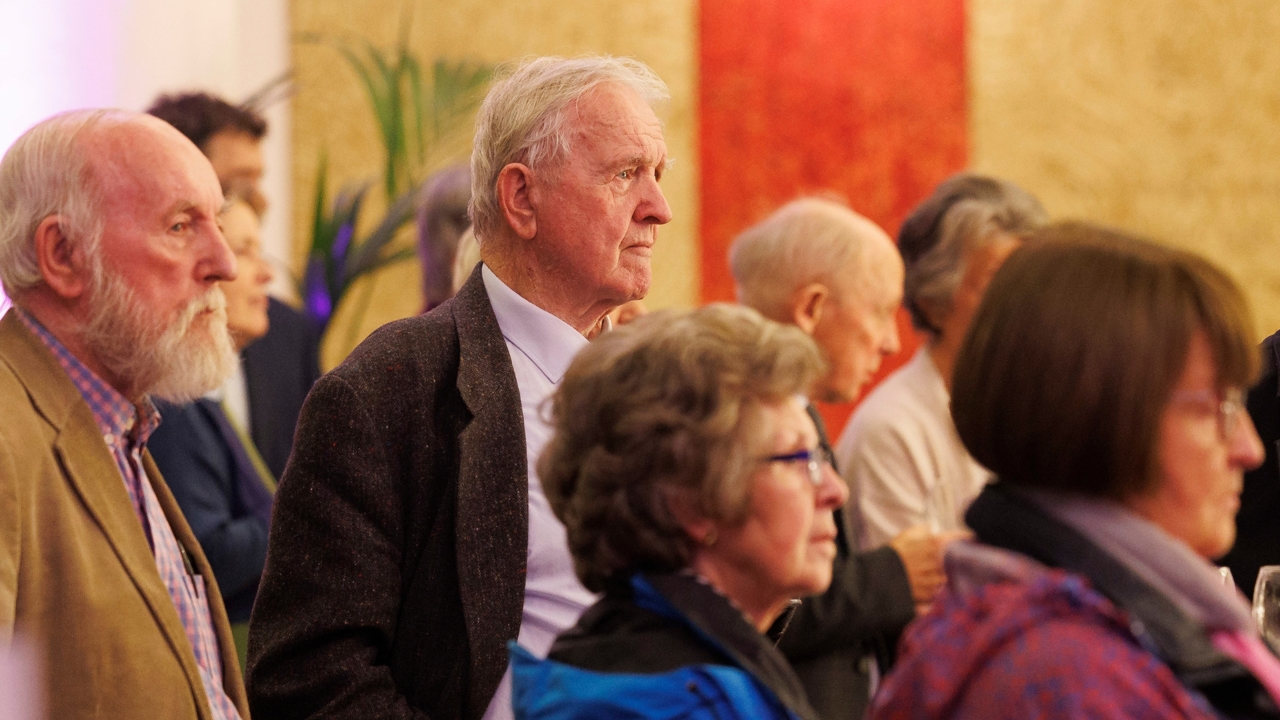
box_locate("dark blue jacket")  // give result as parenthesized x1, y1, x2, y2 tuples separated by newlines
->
(510, 574, 819, 720)
(150, 399, 274, 622)
(242, 298, 322, 479)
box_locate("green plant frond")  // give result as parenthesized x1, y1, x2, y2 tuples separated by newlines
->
(362, 247, 418, 275)
(403, 54, 428, 167)
(331, 180, 373, 219)
(343, 186, 419, 282)
(308, 152, 332, 255)
(432, 60, 492, 132)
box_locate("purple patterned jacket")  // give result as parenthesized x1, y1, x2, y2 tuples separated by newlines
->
(870, 541, 1223, 719)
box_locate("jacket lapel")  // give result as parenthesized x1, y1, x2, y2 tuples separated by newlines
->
(144, 452, 249, 719)
(0, 314, 215, 719)
(450, 266, 530, 717)
(641, 573, 823, 720)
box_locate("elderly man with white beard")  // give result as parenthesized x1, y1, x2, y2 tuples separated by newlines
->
(0, 110, 249, 719)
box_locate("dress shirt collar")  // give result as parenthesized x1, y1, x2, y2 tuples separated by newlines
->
(482, 264, 589, 385)
(16, 308, 159, 446)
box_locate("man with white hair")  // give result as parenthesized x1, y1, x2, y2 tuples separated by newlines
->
(247, 56, 672, 720)
(0, 110, 248, 718)
(731, 197, 960, 720)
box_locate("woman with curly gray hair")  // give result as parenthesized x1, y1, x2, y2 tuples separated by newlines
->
(837, 174, 1047, 548)
(510, 303, 847, 720)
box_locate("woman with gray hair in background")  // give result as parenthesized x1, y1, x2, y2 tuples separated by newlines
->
(870, 224, 1280, 718)
(836, 174, 1047, 549)
(511, 304, 847, 719)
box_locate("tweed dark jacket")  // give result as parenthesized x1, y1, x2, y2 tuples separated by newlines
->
(247, 266, 529, 720)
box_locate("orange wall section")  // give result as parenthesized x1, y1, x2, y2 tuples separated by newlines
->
(699, 0, 968, 437)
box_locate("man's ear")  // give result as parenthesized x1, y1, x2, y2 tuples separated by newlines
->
(496, 163, 538, 241)
(33, 216, 90, 300)
(790, 282, 829, 336)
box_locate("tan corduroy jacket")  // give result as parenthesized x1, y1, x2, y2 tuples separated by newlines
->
(0, 311, 249, 719)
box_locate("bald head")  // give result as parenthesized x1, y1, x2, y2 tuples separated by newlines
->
(0, 108, 237, 401)
(83, 114, 225, 217)
(0, 110, 224, 297)
(730, 197, 904, 402)
(731, 198, 895, 320)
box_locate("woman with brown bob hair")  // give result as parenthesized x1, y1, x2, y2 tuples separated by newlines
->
(510, 304, 848, 719)
(871, 223, 1280, 719)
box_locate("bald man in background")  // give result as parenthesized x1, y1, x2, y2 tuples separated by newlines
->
(731, 197, 960, 720)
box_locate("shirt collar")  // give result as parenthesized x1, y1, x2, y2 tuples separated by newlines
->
(481, 264, 590, 385)
(17, 309, 160, 446)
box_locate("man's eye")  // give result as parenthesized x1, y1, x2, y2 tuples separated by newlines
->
(170, 222, 188, 233)
(618, 169, 630, 179)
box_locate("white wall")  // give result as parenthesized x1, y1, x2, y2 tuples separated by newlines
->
(0, 0, 293, 311)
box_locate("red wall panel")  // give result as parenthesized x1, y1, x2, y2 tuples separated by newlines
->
(699, 0, 968, 436)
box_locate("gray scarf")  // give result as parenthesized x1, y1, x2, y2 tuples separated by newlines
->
(1020, 488, 1256, 634)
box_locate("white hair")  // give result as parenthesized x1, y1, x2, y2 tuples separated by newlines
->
(81, 249, 237, 402)
(0, 109, 122, 301)
(468, 55, 669, 241)
(730, 197, 890, 321)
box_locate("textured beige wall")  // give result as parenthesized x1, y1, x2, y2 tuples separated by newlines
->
(290, 0, 698, 368)
(970, 0, 1280, 338)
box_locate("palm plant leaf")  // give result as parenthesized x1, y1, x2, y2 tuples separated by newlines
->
(341, 184, 419, 287)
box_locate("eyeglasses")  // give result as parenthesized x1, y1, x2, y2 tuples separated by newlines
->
(1169, 389, 1247, 441)
(761, 446, 835, 488)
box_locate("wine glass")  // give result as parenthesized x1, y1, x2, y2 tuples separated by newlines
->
(1252, 565, 1280, 648)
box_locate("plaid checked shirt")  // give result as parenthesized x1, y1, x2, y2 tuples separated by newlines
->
(19, 311, 241, 720)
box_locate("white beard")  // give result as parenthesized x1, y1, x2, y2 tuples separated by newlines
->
(81, 261, 237, 404)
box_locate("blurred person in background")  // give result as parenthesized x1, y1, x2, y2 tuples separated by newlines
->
(149, 195, 278, 668)
(514, 304, 841, 719)
(730, 197, 961, 720)
(837, 175, 1047, 549)
(417, 164, 474, 314)
(0, 109, 247, 719)
(149, 91, 321, 479)
(871, 224, 1280, 719)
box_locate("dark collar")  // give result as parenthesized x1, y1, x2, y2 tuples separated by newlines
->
(442, 264, 531, 719)
(638, 573, 822, 720)
(967, 484, 1276, 715)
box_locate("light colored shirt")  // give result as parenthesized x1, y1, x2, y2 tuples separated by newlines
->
(221, 359, 251, 437)
(836, 346, 992, 549)
(480, 266, 599, 720)
(17, 310, 240, 720)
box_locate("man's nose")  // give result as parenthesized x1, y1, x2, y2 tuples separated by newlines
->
(882, 315, 902, 356)
(638, 175, 673, 225)
(203, 226, 238, 283)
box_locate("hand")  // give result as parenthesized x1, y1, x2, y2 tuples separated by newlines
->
(888, 525, 970, 611)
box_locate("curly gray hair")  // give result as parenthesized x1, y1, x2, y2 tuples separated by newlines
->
(538, 303, 825, 592)
(898, 173, 1047, 337)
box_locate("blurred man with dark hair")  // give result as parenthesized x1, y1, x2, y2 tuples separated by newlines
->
(147, 92, 268, 212)
(148, 91, 320, 481)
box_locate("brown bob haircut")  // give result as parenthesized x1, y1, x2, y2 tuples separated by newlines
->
(951, 222, 1258, 500)
(538, 304, 824, 592)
